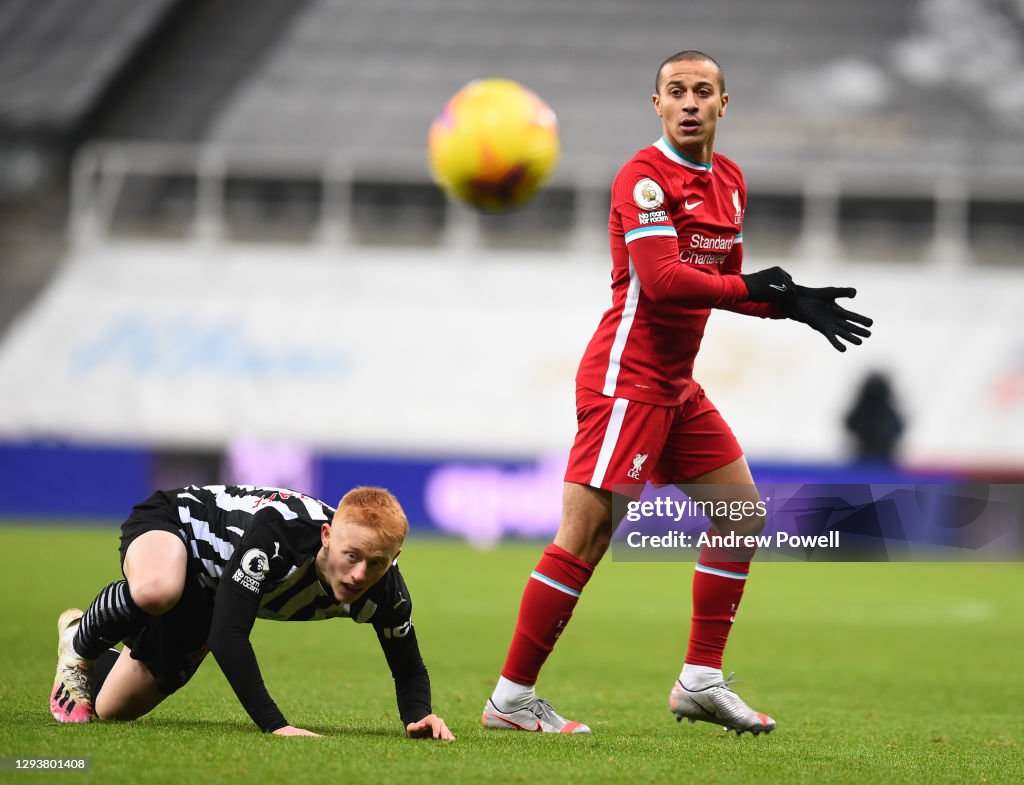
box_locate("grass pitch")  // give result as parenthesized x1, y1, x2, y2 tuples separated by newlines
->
(1, 523, 1021, 784)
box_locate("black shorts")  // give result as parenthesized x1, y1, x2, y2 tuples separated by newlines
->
(118, 492, 215, 695)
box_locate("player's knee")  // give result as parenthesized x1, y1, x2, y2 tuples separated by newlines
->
(95, 695, 159, 722)
(555, 484, 614, 565)
(735, 510, 766, 537)
(127, 577, 182, 616)
(94, 703, 141, 722)
(93, 686, 130, 721)
(713, 510, 766, 538)
(554, 524, 611, 565)
(581, 531, 612, 565)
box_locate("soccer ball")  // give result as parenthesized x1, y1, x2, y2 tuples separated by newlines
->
(428, 79, 560, 213)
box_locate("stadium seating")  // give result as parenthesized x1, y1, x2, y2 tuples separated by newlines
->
(0, 0, 177, 134)
(208, 0, 922, 174)
(3, 0, 1024, 268)
(193, 0, 1024, 258)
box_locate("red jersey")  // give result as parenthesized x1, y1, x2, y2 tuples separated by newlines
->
(575, 136, 783, 406)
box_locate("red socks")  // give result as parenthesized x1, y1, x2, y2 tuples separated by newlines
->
(499, 538, 750, 681)
(684, 544, 752, 669)
(500, 543, 595, 686)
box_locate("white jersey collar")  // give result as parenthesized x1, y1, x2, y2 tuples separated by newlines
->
(654, 136, 713, 172)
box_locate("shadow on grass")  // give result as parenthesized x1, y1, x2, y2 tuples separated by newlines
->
(120, 716, 413, 740)
(104, 716, 256, 734)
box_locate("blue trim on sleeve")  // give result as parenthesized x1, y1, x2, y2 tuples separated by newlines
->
(625, 225, 678, 244)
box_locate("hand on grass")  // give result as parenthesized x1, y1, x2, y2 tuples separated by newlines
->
(406, 714, 455, 740)
(273, 725, 322, 737)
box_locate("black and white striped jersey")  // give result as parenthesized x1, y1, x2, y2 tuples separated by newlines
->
(129, 484, 429, 731)
(158, 484, 411, 634)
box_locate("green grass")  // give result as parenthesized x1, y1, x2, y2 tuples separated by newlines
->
(1, 523, 1021, 784)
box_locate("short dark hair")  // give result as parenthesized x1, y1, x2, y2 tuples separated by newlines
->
(655, 50, 725, 93)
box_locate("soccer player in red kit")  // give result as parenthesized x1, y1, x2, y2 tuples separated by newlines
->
(481, 51, 872, 735)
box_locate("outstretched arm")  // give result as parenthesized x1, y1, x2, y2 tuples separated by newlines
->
(627, 232, 794, 310)
(376, 623, 455, 741)
(208, 582, 318, 735)
(626, 232, 748, 306)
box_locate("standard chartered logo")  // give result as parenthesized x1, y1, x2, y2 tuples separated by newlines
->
(680, 232, 734, 265)
(689, 233, 734, 251)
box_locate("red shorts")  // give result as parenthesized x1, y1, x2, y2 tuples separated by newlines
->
(564, 384, 743, 495)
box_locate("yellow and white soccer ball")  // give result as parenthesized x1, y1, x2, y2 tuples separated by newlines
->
(428, 78, 560, 213)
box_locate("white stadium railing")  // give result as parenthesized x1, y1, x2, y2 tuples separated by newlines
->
(70, 140, 1024, 269)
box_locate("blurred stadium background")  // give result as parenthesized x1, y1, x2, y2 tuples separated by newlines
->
(1, 0, 1024, 532)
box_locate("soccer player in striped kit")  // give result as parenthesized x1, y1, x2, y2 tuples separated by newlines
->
(482, 51, 871, 735)
(50, 485, 454, 740)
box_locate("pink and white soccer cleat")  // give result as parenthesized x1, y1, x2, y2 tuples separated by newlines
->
(669, 674, 776, 736)
(482, 697, 590, 733)
(50, 609, 94, 723)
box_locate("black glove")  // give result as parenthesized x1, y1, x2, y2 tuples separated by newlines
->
(784, 285, 873, 352)
(741, 266, 795, 303)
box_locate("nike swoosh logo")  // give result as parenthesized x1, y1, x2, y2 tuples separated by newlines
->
(486, 713, 542, 732)
(684, 200, 703, 210)
(769, 284, 787, 292)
